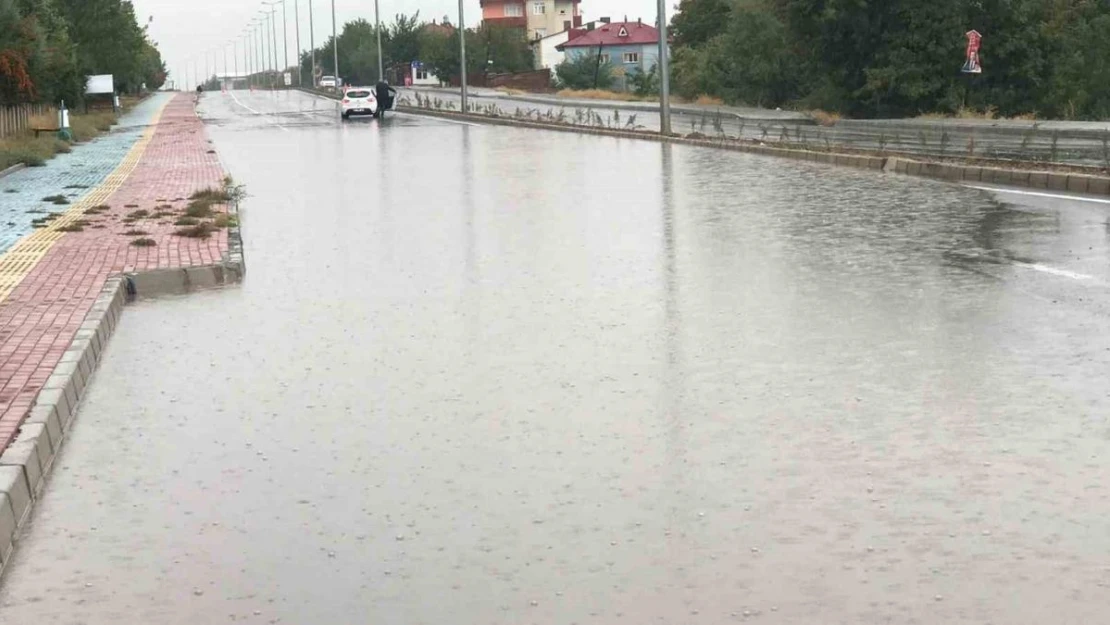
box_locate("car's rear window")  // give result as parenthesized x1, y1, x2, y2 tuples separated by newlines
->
(346, 90, 371, 98)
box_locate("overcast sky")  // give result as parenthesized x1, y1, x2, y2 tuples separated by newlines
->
(132, 0, 662, 85)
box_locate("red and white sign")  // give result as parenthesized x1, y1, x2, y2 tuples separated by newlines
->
(962, 30, 982, 74)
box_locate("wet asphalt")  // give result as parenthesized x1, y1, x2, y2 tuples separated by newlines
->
(0, 90, 1108, 624)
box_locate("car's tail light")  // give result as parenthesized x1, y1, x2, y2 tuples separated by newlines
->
(342, 99, 349, 104)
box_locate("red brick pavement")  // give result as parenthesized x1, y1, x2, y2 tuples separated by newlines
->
(0, 93, 230, 449)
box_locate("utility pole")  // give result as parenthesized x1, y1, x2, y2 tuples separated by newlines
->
(374, 0, 384, 82)
(269, 7, 279, 85)
(223, 44, 228, 89)
(264, 1, 288, 82)
(459, 0, 468, 112)
(293, 0, 303, 86)
(309, 0, 317, 86)
(233, 40, 239, 89)
(656, 0, 671, 135)
(330, 0, 339, 88)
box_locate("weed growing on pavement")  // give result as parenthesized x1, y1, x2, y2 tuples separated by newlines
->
(174, 222, 215, 239)
(174, 216, 200, 226)
(131, 238, 157, 247)
(30, 213, 61, 228)
(5, 189, 17, 193)
(123, 229, 149, 236)
(42, 194, 69, 204)
(212, 214, 238, 228)
(84, 205, 110, 215)
(64, 184, 88, 189)
(126, 209, 150, 219)
(57, 224, 84, 232)
(185, 200, 214, 218)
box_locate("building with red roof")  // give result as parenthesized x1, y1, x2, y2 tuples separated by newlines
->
(556, 19, 666, 77)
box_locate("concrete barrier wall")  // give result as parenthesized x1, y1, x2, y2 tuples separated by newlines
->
(393, 105, 1110, 196)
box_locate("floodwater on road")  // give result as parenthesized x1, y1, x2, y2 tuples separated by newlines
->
(1, 90, 1108, 625)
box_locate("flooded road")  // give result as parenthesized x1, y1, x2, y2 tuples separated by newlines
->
(1, 90, 1108, 624)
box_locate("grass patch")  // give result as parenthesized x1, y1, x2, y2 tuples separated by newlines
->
(126, 209, 150, 219)
(72, 219, 92, 227)
(130, 237, 157, 247)
(174, 216, 200, 226)
(124, 203, 139, 208)
(123, 229, 150, 236)
(42, 194, 69, 204)
(184, 199, 216, 218)
(809, 109, 842, 127)
(189, 186, 232, 202)
(31, 213, 61, 228)
(84, 205, 109, 215)
(212, 213, 238, 228)
(57, 224, 84, 232)
(557, 88, 643, 102)
(174, 222, 215, 239)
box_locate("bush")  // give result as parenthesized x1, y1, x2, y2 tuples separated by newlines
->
(556, 52, 615, 90)
(630, 65, 660, 97)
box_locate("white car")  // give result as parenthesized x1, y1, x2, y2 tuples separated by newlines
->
(319, 75, 338, 88)
(341, 88, 378, 120)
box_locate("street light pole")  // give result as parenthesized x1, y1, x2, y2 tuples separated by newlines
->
(458, 0, 468, 112)
(293, 0, 303, 86)
(269, 8, 279, 84)
(656, 0, 671, 135)
(233, 40, 239, 89)
(330, 0, 339, 88)
(309, 0, 317, 86)
(374, 0, 384, 82)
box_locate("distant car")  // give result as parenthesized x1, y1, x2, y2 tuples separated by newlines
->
(341, 88, 378, 120)
(319, 75, 337, 88)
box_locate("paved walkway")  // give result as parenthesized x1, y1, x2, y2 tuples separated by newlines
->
(0, 93, 230, 450)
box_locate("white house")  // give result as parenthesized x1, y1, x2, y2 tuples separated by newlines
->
(532, 19, 608, 71)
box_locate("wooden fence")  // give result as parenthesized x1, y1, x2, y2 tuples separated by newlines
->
(0, 104, 57, 139)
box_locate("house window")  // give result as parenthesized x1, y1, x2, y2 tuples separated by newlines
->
(599, 53, 610, 63)
(416, 69, 429, 80)
(623, 52, 640, 63)
(534, 28, 547, 38)
(504, 3, 523, 16)
(532, 2, 546, 15)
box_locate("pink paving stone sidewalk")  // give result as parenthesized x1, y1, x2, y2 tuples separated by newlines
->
(0, 93, 231, 450)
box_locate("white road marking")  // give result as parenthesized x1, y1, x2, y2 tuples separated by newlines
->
(229, 91, 289, 131)
(1013, 262, 1096, 281)
(965, 185, 1110, 205)
(392, 111, 480, 127)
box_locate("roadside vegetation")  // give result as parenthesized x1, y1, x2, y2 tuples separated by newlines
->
(669, 0, 1110, 120)
(0, 0, 164, 169)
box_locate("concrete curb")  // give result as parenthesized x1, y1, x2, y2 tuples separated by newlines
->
(410, 87, 814, 124)
(393, 106, 1110, 196)
(0, 164, 26, 181)
(0, 208, 245, 574)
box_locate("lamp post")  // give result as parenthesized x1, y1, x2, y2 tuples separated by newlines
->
(459, 0, 468, 112)
(308, 0, 317, 87)
(656, 0, 671, 135)
(264, 0, 289, 83)
(374, 0, 383, 82)
(293, 0, 303, 86)
(330, 0, 339, 87)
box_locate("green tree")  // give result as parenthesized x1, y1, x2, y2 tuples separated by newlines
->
(57, 0, 147, 93)
(555, 50, 614, 89)
(0, 0, 36, 103)
(670, 0, 731, 48)
(388, 12, 422, 65)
